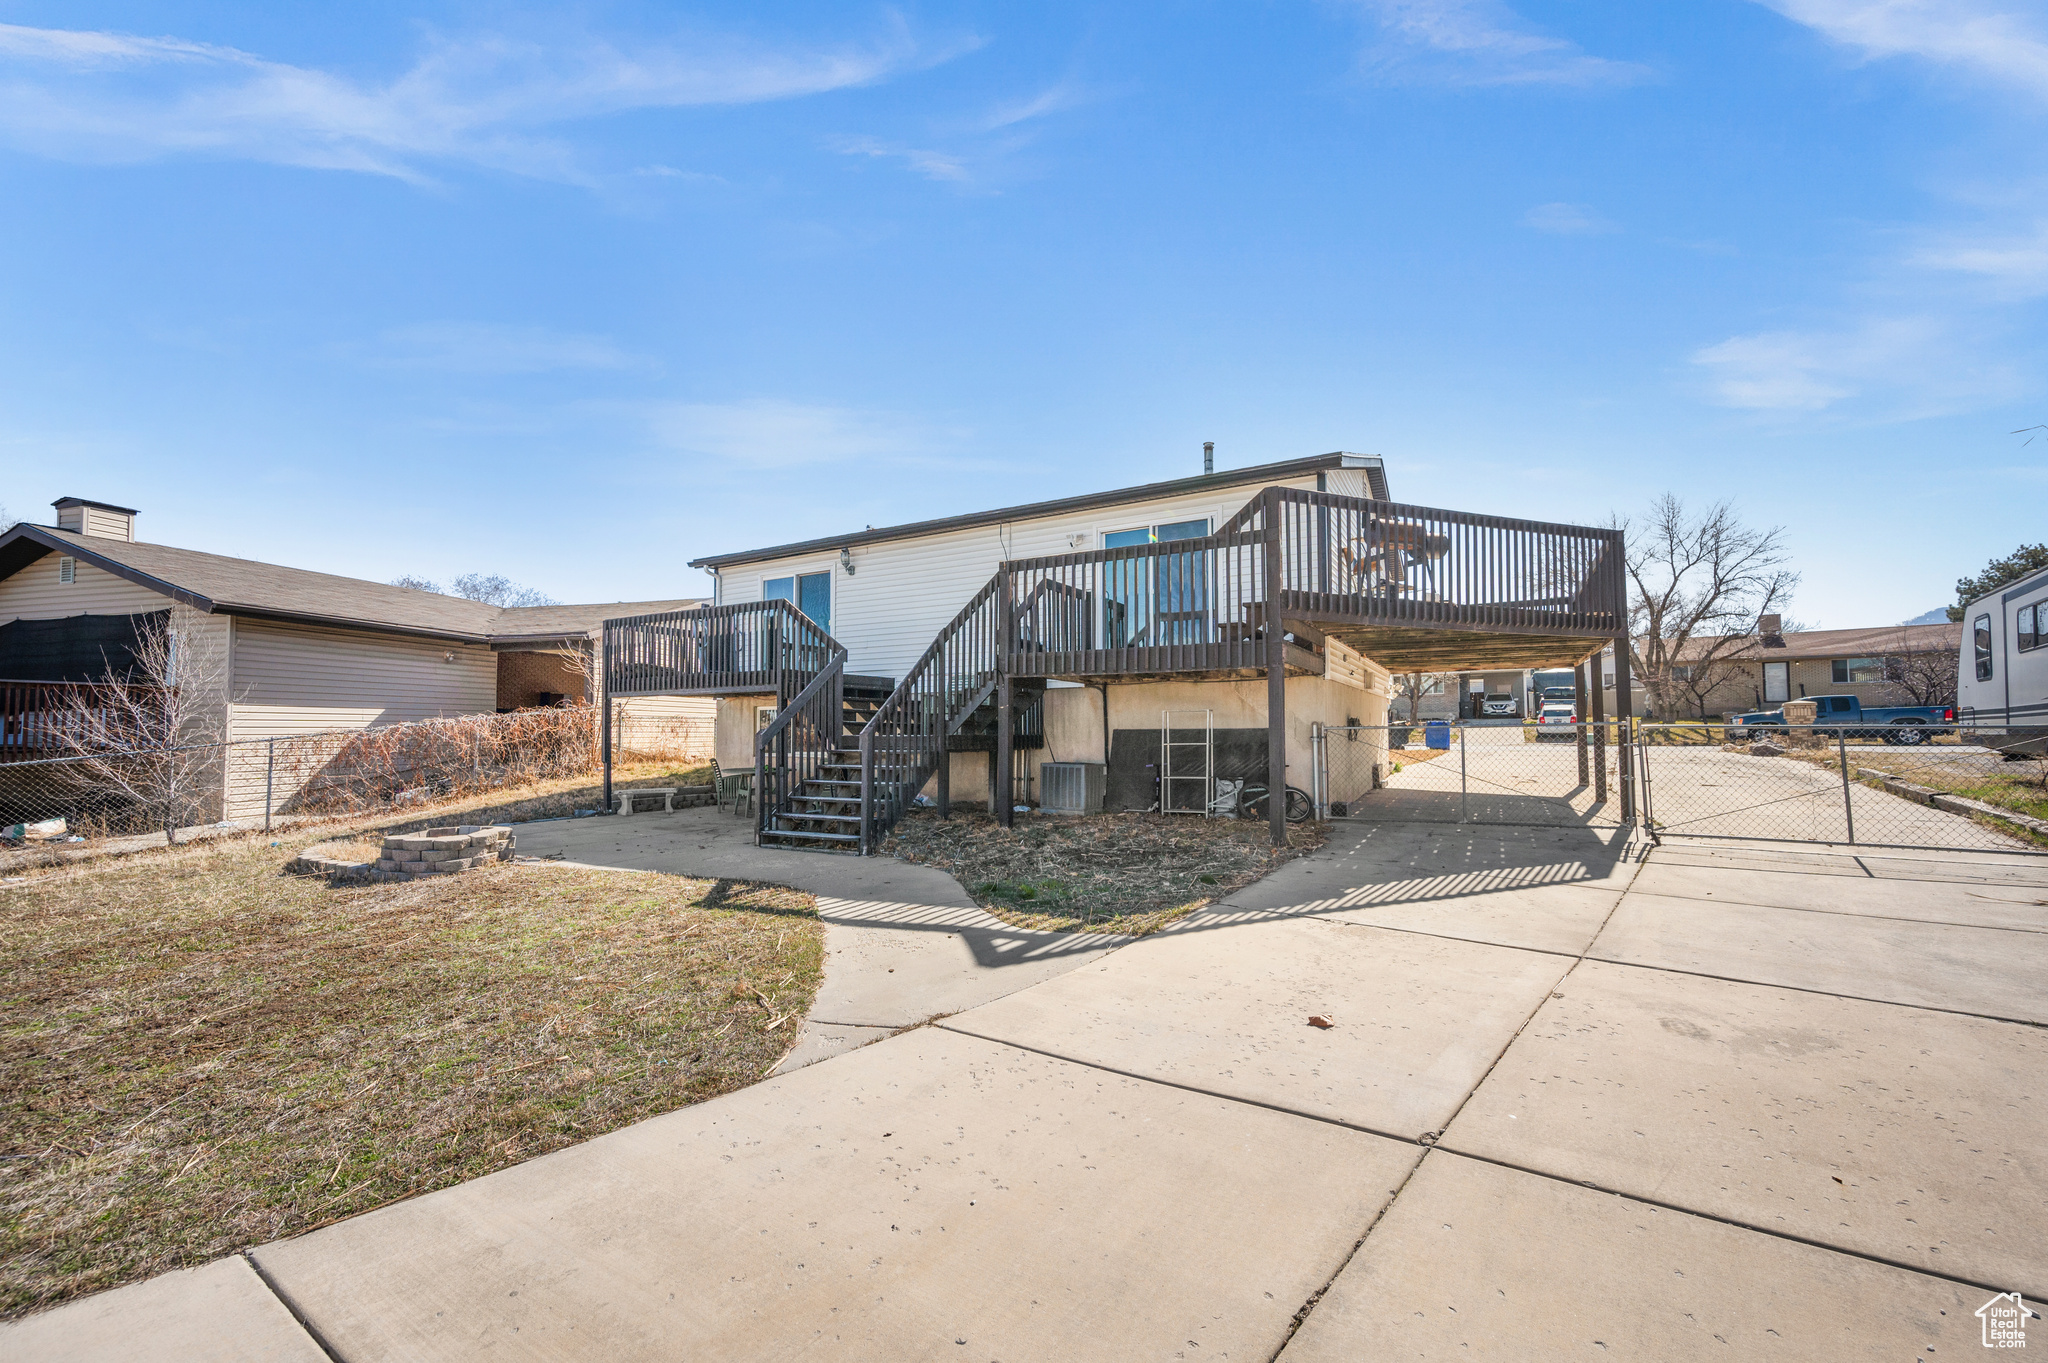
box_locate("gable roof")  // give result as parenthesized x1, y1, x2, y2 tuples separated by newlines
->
(1664, 622, 1960, 663)
(688, 452, 1389, 570)
(0, 523, 701, 645)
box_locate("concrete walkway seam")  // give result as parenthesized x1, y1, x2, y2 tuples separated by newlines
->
(1591, 884, 2048, 935)
(1267, 837, 1648, 1357)
(1580, 953, 2048, 1029)
(1421, 1144, 2043, 1302)
(239, 1251, 346, 1363)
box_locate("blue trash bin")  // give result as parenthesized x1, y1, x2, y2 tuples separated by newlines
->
(1424, 719, 1451, 750)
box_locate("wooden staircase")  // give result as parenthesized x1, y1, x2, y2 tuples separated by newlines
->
(757, 674, 900, 853)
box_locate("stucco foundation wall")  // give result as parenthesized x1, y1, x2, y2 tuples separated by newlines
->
(1037, 670, 1390, 804)
(714, 694, 778, 771)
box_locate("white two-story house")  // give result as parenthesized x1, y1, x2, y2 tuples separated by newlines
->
(603, 452, 1632, 852)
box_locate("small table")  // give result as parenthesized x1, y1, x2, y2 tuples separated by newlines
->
(615, 788, 678, 815)
(718, 770, 754, 817)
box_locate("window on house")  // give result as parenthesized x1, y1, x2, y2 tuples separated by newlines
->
(762, 571, 831, 635)
(1975, 615, 1994, 681)
(2019, 604, 2040, 653)
(1831, 657, 1886, 684)
(1671, 665, 1694, 682)
(1102, 518, 1210, 646)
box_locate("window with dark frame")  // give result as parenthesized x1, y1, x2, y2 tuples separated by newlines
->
(1830, 656, 1886, 684)
(2018, 603, 2040, 653)
(1975, 614, 1994, 681)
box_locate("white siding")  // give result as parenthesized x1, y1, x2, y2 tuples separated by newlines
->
(227, 619, 497, 740)
(0, 549, 168, 620)
(719, 474, 1324, 682)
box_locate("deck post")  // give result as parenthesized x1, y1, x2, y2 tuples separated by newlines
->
(1262, 486, 1288, 848)
(936, 746, 950, 818)
(1612, 640, 1635, 824)
(600, 626, 614, 816)
(996, 564, 1016, 827)
(1574, 659, 1590, 787)
(1588, 652, 1608, 805)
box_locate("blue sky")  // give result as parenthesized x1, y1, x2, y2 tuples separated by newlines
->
(1, 1, 2043, 627)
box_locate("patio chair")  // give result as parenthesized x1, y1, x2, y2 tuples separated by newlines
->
(711, 760, 753, 818)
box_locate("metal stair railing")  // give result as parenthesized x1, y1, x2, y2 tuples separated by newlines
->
(856, 576, 1003, 854)
(753, 643, 848, 844)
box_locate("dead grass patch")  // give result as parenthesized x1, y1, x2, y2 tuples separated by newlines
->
(0, 830, 819, 1319)
(884, 810, 1328, 936)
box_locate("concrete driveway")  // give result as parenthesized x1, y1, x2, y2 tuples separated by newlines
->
(9, 818, 2044, 1361)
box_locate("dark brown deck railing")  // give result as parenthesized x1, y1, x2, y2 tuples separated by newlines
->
(603, 600, 837, 702)
(753, 648, 848, 842)
(1266, 488, 1622, 635)
(857, 577, 1003, 852)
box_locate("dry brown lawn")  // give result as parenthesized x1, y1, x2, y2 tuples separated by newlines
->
(885, 810, 1328, 936)
(0, 830, 820, 1320)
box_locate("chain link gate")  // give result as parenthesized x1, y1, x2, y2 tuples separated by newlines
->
(1312, 720, 1629, 830)
(1636, 721, 2048, 855)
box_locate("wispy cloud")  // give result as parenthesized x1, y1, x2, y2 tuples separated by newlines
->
(1690, 315, 2022, 415)
(1523, 201, 1618, 234)
(1756, 0, 2048, 100)
(828, 134, 970, 182)
(0, 18, 947, 183)
(372, 323, 648, 374)
(1912, 219, 2048, 296)
(645, 398, 971, 469)
(1348, 0, 1652, 88)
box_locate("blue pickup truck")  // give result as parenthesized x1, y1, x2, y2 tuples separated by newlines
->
(1731, 695, 1956, 745)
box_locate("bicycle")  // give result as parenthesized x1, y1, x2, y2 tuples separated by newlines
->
(1208, 778, 1314, 823)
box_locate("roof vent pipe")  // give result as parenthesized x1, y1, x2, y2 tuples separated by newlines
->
(1203, 441, 1214, 476)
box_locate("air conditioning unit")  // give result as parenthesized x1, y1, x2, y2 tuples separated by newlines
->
(1040, 761, 1105, 816)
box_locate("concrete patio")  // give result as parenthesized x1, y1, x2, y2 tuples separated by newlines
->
(6, 812, 2042, 1361)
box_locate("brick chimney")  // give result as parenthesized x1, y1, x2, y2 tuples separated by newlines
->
(52, 497, 137, 541)
(1758, 613, 1786, 647)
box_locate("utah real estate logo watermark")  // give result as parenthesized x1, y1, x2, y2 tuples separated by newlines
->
(1978, 1292, 2031, 1349)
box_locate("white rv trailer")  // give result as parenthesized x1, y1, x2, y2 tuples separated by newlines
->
(1956, 563, 2048, 756)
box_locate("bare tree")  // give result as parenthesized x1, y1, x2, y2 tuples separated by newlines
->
(1886, 631, 1960, 707)
(1619, 496, 1799, 720)
(388, 573, 558, 607)
(451, 573, 557, 608)
(54, 616, 230, 843)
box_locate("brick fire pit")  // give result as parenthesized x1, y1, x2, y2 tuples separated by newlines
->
(374, 825, 516, 880)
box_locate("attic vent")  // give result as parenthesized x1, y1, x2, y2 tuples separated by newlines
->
(58, 556, 76, 584)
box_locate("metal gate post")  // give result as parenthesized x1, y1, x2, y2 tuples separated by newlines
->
(1633, 722, 1646, 833)
(264, 737, 275, 833)
(1459, 723, 1469, 823)
(1838, 727, 1856, 844)
(1310, 722, 1325, 820)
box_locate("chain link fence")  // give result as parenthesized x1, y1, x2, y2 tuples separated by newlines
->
(1638, 722, 2048, 854)
(1314, 721, 1629, 830)
(1, 706, 607, 850)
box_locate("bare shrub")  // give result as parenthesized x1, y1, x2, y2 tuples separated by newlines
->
(270, 708, 597, 816)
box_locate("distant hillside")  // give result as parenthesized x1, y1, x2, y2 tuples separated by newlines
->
(1900, 608, 1950, 626)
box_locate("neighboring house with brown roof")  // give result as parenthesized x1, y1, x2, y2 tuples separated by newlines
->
(0, 497, 709, 819)
(1595, 617, 1962, 718)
